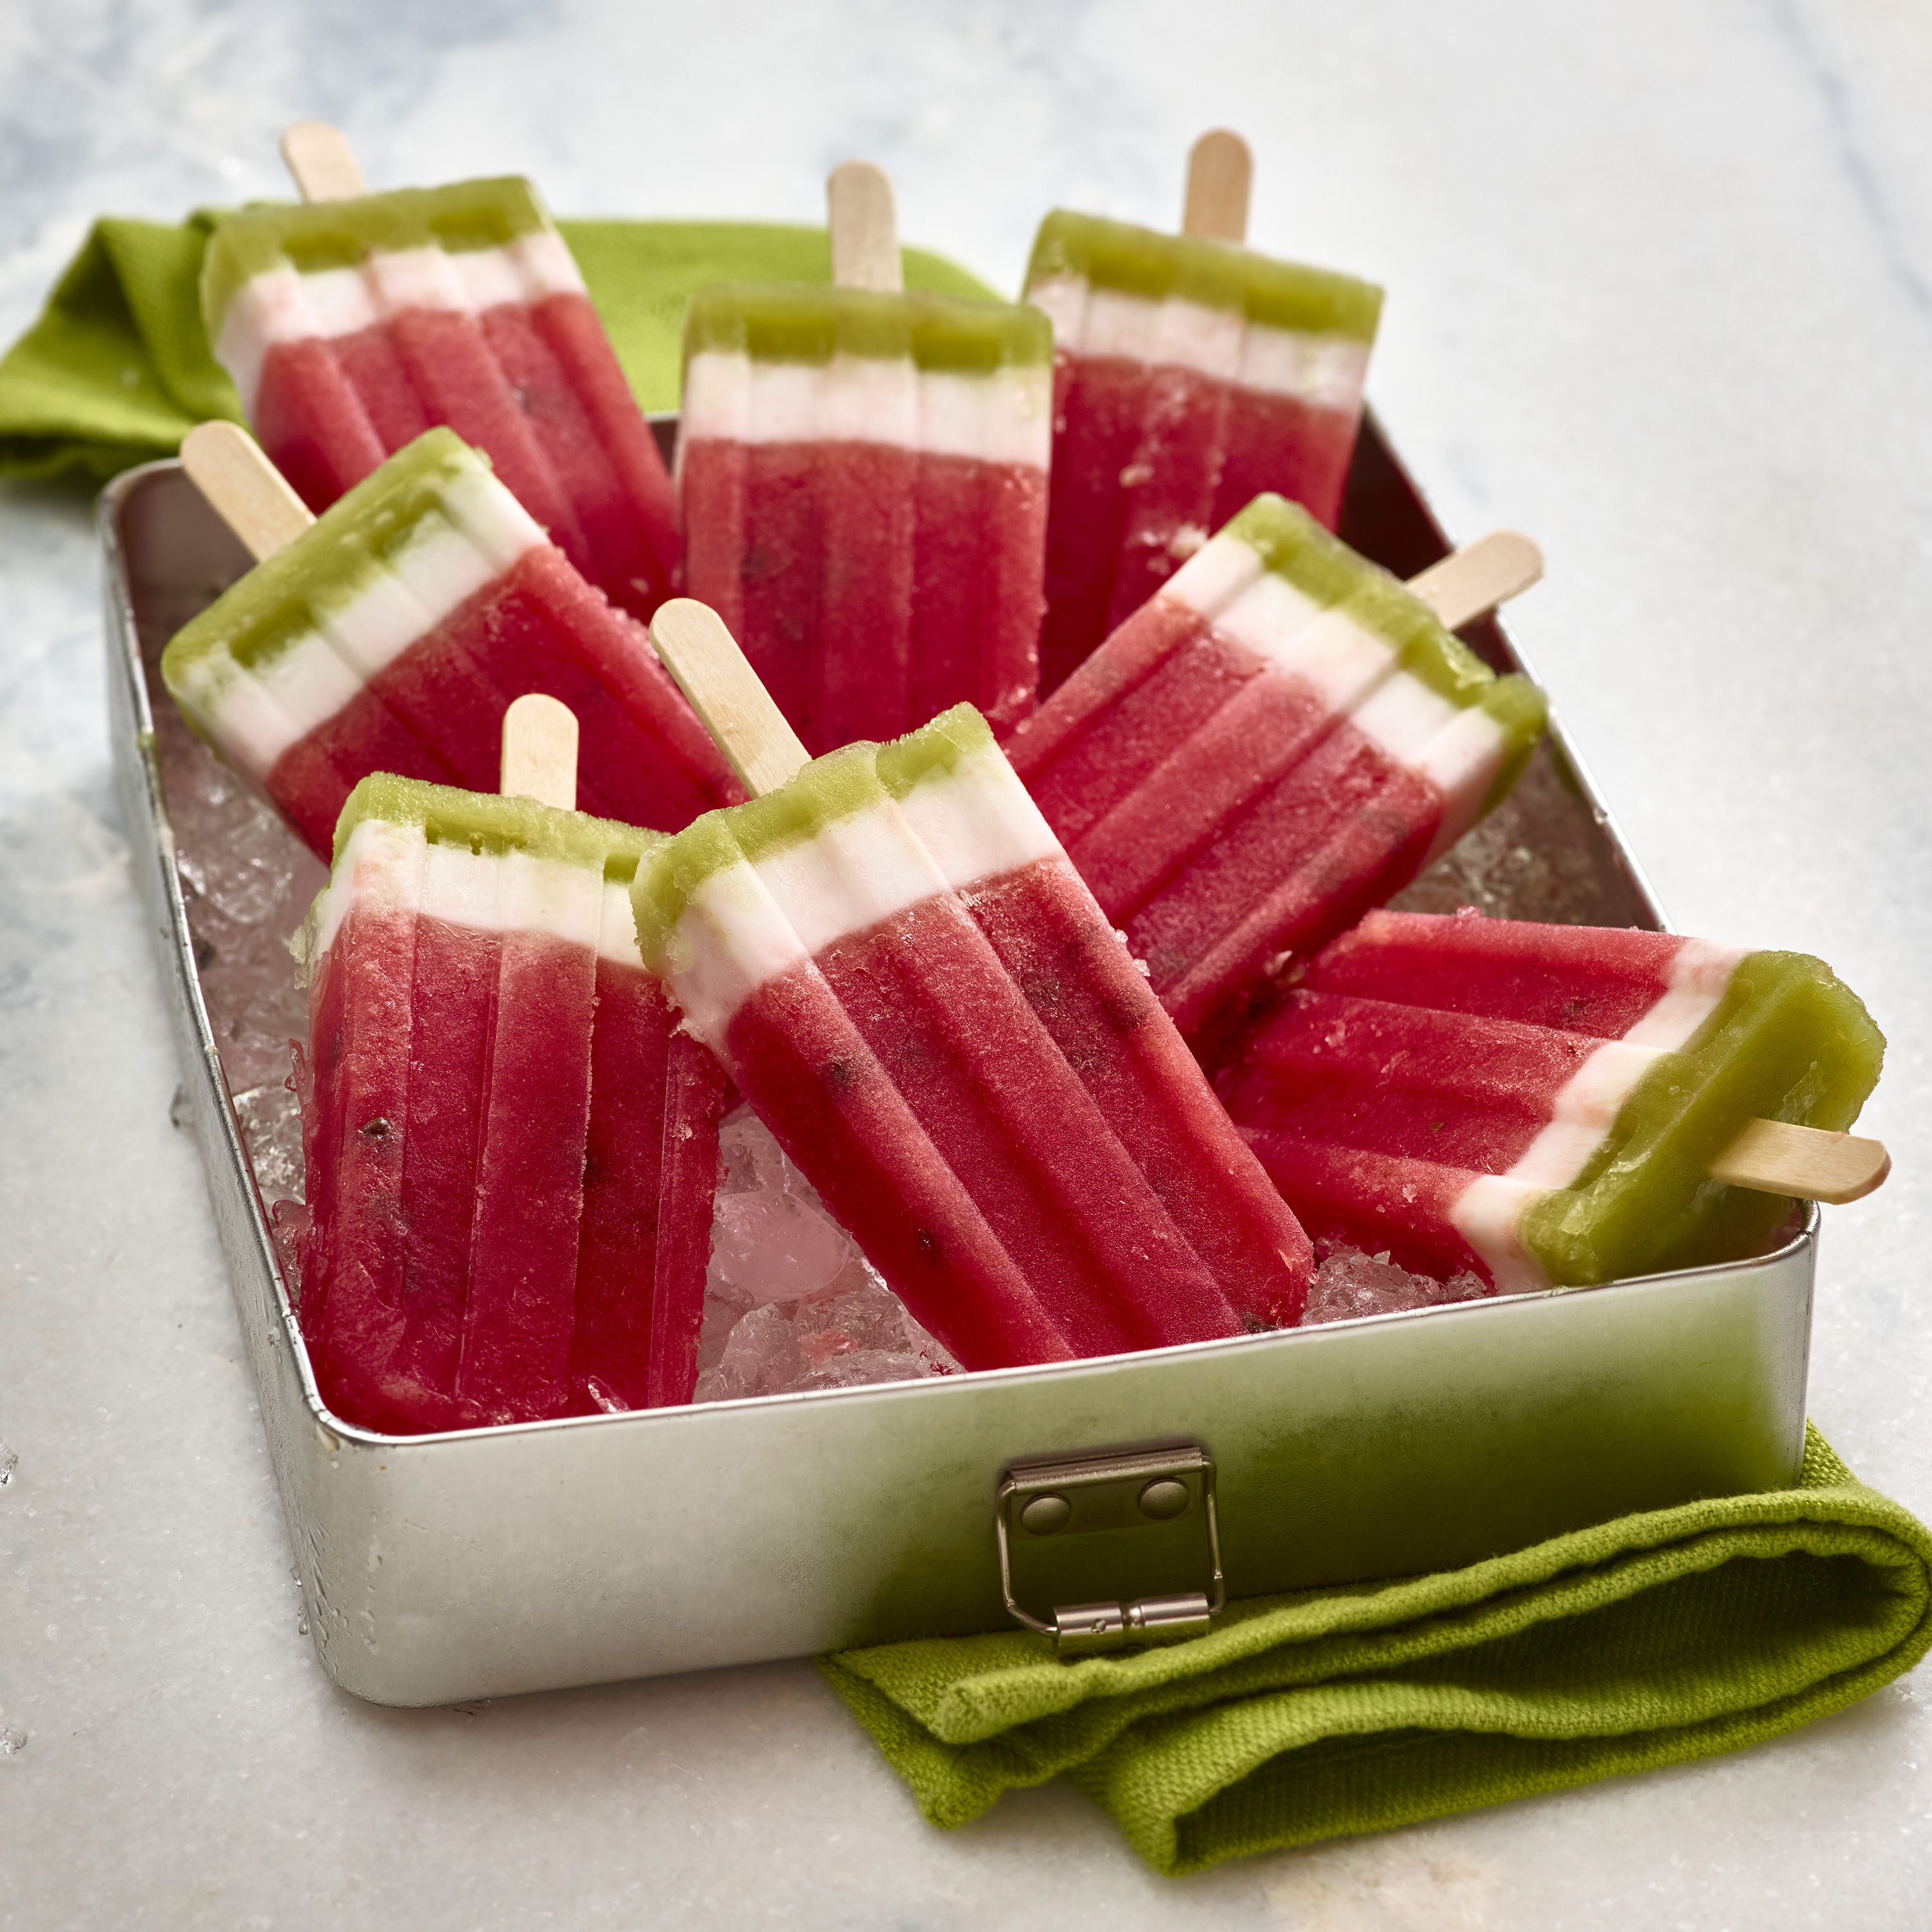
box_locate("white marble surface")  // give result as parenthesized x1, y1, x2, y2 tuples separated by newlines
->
(5, 1, 1932, 1923)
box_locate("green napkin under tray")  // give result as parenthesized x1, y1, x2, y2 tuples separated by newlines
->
(823, 1425, 1932, 1875)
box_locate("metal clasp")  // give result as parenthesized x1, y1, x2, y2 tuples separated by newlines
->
(996, 1444, 1224, 1660)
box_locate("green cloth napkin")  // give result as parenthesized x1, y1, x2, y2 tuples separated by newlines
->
(0, 212, 1000, 484)
(822, 1425, 1932, 1876)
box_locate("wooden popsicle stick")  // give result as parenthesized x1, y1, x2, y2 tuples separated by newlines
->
(1406, 533, 1544, 631)
(280, 120, 368, 204)
(1182, 130, 1253, 244)
(828, 160, 904, 294)
(500, 694, 579, 811)
(649, 600, 811, 798)
(180, 421, 316, 562)
(1709, 1120, 1891, 1206)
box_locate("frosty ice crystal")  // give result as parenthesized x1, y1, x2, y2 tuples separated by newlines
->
(1301, 1243, 1487, 1325)
(1390, 740, 1651, 929)
(694, 1109, 957, 1401)
(151, 609, 323, 1271)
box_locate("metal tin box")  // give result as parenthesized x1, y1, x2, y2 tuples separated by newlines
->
(102, 419, 1816, 1706)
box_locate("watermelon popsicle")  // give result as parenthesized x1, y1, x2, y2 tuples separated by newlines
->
(162, 422, 737, 860)
(678, 162, 1052, 754)
(296, 699, 726, 1434)
(1218, 910, 1889, 1295)
(1007, 493, 1548, 1058)
(632, 601, 1314, 1372)
(1025, 131, 1385, 692)
(203, 122, 677, 621)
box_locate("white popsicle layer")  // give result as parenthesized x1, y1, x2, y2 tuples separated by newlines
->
(314, 813, 607, 961)
(171, 462, 544, 786)
(889, 734, 1060, 895)
(217, 231, 587, 417)
(679, 350, 1054, 469)
(655, 719, 1068, 1046)
(663, 793, 956, 1046)
(1025, 274, 1372, 412)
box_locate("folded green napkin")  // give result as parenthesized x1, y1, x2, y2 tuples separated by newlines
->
(0, 212, 999, 484)
(822, 1425, 1932, 1876)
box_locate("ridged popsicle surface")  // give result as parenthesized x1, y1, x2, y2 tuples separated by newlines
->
(298, 775, 726, 1433)
(678, 285, 1052, 753)
(204, 178, 679, 620)
(1008, 495, 1546, 1056)
(632, 706, 1312, 1368)
(1023, 211, 1383, 690)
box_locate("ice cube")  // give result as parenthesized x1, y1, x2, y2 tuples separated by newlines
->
(1301, 1242, 1489, 1325)
(792, 1272, 956, 1373)
(232, 1078, 304, 1205)
(692, 1113, 958, 1401)
(696, 1303, 807, 1403)
(798, 1349, 938, 1391)
(268, 1198, 310, 1303)
(695, 1280, 958, 1403)
(707, 1111, 853, 1306)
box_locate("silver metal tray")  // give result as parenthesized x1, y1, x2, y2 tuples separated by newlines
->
(102, 416, 1817, 1706)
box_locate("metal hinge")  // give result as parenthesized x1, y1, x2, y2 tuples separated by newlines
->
(996, 1443, 1224, 1660)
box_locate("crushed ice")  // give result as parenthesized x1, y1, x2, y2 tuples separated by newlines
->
(1300, 1239, 1489, 1325)
(708, 1110, 855, 1305)
(694, 1109, 958, 1400)
(151, 650, 321, 1292)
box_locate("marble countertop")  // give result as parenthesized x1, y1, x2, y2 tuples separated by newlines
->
(5, 1, 1931, 1924)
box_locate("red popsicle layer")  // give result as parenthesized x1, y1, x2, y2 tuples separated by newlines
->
(1023, 210, 1382, 692)
(297, 777, 725, 1433)
(678, 285, 1052, 755)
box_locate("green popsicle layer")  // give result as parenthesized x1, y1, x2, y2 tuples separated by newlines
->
(683, 283, 1052, 372)
(632, 740, 892, 970)
(873, 703, 999, 801)
(1025, 210, 1383, 343)
(202, 178, 556, 337)
(1521, 951, 1886, 1286)
(332, 771, 663, 884)
(161, 427, 486, 721)
(1222, 493, 1548, 806)
(630, 706, 997, 971)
